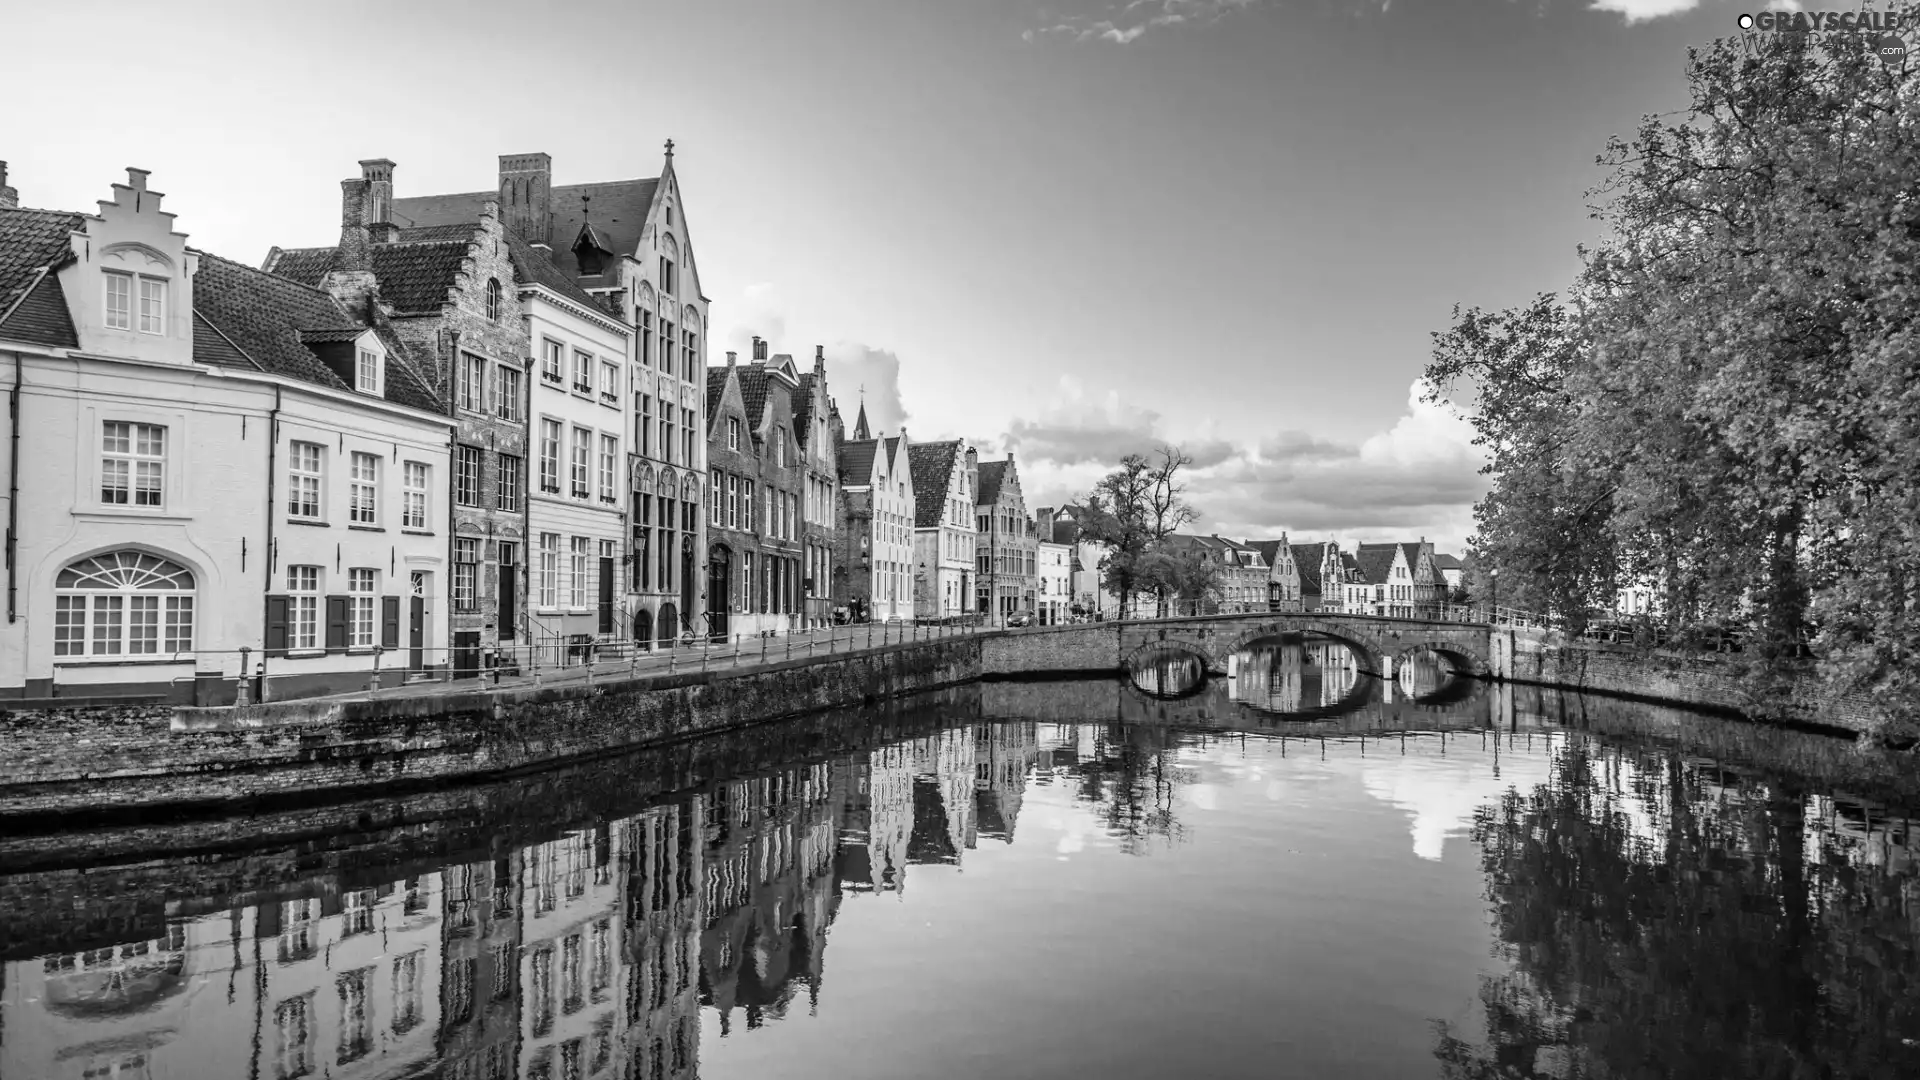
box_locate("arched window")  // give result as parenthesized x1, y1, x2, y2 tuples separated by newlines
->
(53, 551, 196, 657)
(485, 279, 502, 321)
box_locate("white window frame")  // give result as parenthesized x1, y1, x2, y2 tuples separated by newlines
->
(572, 350, 593, 395)
(348, 568, 377, 648)
(570, 537, 589, 609)
(139, 276, 167, 335)
(403, 461, 430, 529)
(288, 565, 320, 650)
(598, 434, 618, 503)
(540, 419, 562, 493)
(543, 339, 564, 384)
(288, 441, 324, 520)
(104, 270, 133, 331)
(570, 427, 591, 498)
(52, 551, 196, 659)
(539, 534, 560, 609)
(356, 348, 379, 394)
(349, 452, 379, 525)
(101, 420, 166, 508)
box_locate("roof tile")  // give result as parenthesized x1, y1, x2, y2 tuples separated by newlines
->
(907, 441, 962, 527)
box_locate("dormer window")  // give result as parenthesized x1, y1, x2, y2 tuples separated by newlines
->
(104, 271, 167, 334)
(486, 279, 502, 321)
(356, 349, 378, 393)
(727, 418, 740, 451)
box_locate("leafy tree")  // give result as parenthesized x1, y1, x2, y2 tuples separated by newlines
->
(1078, 445, 1200, 619)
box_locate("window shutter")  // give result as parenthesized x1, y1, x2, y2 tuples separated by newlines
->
(265, 595, 290, 656)
(381, 596, 401, 650)
(325, 596, 349, 651)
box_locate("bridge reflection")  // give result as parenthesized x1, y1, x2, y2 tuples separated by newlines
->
(1127, 636, 1470, 720)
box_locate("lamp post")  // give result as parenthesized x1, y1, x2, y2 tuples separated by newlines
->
(1489, 567, 1499, 622)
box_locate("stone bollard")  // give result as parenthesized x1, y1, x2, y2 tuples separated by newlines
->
(786, 639, 793, 660)
(809, 637, 815, 656)
(702, 647, 710, 672)
(669, 651, 678, 674)
(236, 647, 254, 707)
(368, 646, 383, 695)
(586, 654, 595, 687)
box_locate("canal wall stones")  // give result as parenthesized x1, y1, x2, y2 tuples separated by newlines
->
(978, 623, 1123, 676)
(0, 637, 982, 824)
(1493, 626, 1885, 736)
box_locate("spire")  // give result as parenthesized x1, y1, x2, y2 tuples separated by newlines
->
(853, 396, 870, 441)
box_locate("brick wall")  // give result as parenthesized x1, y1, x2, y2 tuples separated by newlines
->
(0, 637, 982, 823)
(980, 623, 1120, 676)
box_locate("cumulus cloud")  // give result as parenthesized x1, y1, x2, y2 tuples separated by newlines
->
(709, 282, 910, 439)
(828, 343, 911, 437)
(1003, 378, 1489, 551)
(1588, 0, 1804, 22)
(1023, 0, 1260, 44)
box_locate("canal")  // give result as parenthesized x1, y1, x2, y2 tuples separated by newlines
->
(3, 637, 1918, 1079)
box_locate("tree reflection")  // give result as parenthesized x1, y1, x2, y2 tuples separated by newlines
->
(1437, 737, 1920, 1078)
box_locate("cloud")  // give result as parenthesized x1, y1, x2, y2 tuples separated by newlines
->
(708, 281, 909, 440)
(1003, 378, 1489, 551)
(1587, 0, 1802, 23)
(827, 342, 911, 437)
(1023, 0, 1258, 44)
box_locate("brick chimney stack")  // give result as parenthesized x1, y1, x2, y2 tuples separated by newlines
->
(751, 336, 767, 363)
(360, 159, 398, 243)
(814, 344, 824, 372)
(0, 162, 15, 211)
(323, 172, 381, 321)
(499, 152, 553, 246)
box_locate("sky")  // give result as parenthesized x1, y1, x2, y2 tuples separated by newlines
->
(1, 0, 1786, 551)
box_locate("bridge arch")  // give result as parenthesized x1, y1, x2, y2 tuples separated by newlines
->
(1218, 619, 1383, 677)
(1387, 640, 1489, 679)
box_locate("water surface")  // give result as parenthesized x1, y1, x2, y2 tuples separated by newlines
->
(4, 643, 1918, 1079)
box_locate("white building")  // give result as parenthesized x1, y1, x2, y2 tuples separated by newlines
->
(836, 415, 916, 623)
(0, 165, 452, 703)
(908, 440, 977, 619)
(517, 825, 627, 1080)
(1037, 540, 1072, 624)
(518, 242, 634, 663)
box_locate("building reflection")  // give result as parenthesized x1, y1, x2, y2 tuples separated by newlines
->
(0, 722, 1054, 1079)
(1436, 738, 1920, 1076)
(1229, 640, 1362, 711)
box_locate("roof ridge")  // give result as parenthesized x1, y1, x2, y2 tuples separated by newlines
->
(0, 265, 51, 331)
(192, 247, 344, 303)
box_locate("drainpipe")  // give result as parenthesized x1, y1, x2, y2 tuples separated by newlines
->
(258, 385, 283, 700)
(6, 347, 20, 622)
(445, 330, 460, 674)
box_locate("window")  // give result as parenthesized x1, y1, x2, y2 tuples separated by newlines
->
(356, 348, 378, 393)
(459, 352, 487, 413)
(659, 258, 676, 297)
(774, 428, 786, 467)
(288, 565, 320, 650)
(640, 396, 653, 458)
(288, 441, 323, 520)
(349, 452, 379, 525)
(639, 311, 653, 368)
(571, 538, 589, 608)
(684, 330, 698, 382)
(661, 409, 674, 466)
(348, 569, 377, 647)
(681, 408, 694, 466)
(455, 539, 479, 612)
(726, 474, 738, 528)
(486, 278, 502, 321)
(659, 321, 674, 383)
(743, 480, 755, 532)
(573, 350, 593, 394)
(727, 418, 739, 451)
(540, 420, 562, 493)
(104, 271, 132, 330)
(403, 461, 430, 529)
(140, 275, 167, 334)
(539, 534, 559, 608)
(101, 421, 165, 507)
(456, 446, 482, 507)
(601, 360, 619, 405)
(599, 435, 618, 502)
(543, 340, 564, 384)
(709, 470, 723, 525)
(53, 552, 195, 658)
(571, 427, 591, 497)
(498, 453, 522, 512)
(495, 364, 522, 422)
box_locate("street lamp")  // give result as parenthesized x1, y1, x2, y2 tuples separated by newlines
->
(1489, 567, 1499, 622)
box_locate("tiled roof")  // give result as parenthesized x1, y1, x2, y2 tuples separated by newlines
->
(1354, 543, 1398, 585)
(1398, 542, 1429, 578)
(393, 177, 661, 266)
(705, 366, 730, 428)
(838, 438, 878, 486)
(0, 208, 83, 347)
(736, 366, 771, 430)
(907, 441, 961, 527)
(1289, 543, 1329, 593)
(1247, 540, 1286, 570)
(793, 372, 818, 443)
(884, 436, 900, 471)
(267, 237, 477, 314)
(1433, 553, 1464, 570)
(191, 250, 442, 413)
(506, 232, 615, 318)
(977, 460, 1010, 505)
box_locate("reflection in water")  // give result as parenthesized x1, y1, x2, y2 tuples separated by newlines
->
(4, 683, 1920, 1079)
(1129, 646, 1208, 698)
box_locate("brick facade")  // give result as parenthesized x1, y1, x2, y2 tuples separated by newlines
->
(703, 349, 808, 640)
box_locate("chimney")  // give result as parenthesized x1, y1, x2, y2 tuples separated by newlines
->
(498, 152, 553, 246)
(814, 344, 825, 372)
(751, 336, 768, 363)
(726, 351, 737, 367)
(360, 159, 398, 243)
(0, 162, 15, 211)
(337, 178, 371, 272)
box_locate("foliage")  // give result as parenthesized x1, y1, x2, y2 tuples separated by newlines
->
(1077, 445, 1200, 618)
(1427, 14, 1920, 713)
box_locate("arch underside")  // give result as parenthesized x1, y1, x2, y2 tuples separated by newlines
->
(1122, 620, 1489, 679)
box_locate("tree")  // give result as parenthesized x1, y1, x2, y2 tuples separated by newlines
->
(1079, 445, 1200, 619)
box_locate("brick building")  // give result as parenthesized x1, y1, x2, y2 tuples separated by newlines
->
(704, 341, 808, 639)
(386, 146, 708, 646)
(268, 159, 533, 677)
(974, 458, 1036, 621)
(792, 347, 841, 629)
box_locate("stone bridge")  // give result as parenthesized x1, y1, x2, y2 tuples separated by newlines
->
(981, 612, 1492, 680)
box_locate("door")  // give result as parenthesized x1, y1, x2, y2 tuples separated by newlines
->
(632, 608, 653, 649)
(498, 542, 518, 640)
(657, 603, 678, 647)
(408, 571, 426, 671)
(707, 546, 731, 641)
(597, 555, 615, 635)
(453, 631, 481, 679)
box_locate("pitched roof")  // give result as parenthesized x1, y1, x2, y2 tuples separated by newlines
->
(1353, 542, 1399, 585)
(736, 366, 771, 430)
(793, 372, 819, 444)
(1247, 540, 1286, 570)
(977, 460, 1010, 505)
(506, 232, 616, 318)
(1397, 542, 1430, 577)
(1289, 543, 1331, 593)
(393, 176, 661, 266)
(907, 441, 961, 527)
(705, 366, 731, 427)
(0, 208, 83, 347)
(1433, 553, 1463, 570)
(267, 235, 476, 314)
(191, 250, 441, 412)
(838, 438, 878, 486)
